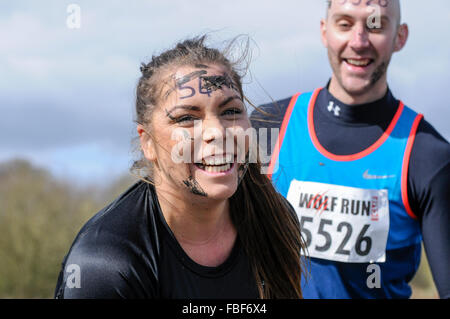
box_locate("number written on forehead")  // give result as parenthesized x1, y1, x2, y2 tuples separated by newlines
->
(177, 74, 239, 100)
(177, 76, 213, 99)
(337, 0, 388, 7)
(166, 69, 240, 100)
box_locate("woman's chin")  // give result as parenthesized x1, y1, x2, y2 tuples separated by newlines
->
(195, 182, 238, 201)
(190, 163, 239, 200)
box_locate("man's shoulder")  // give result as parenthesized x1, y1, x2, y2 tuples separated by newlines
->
(249, 96, 295, 129)
(412, 116, 450, 174)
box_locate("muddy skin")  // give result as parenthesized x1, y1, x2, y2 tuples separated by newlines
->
(183, 175, 208, 197)
(371, 61, 388, 86)
(201, 74, 238, 92)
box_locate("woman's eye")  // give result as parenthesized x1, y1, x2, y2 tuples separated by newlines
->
(222, 108, 243, 116)
(173, 115, 197, 123)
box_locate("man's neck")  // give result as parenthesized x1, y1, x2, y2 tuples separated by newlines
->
(328, 77, 388, 105)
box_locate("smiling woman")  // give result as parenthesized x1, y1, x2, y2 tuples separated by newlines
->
(54, 35, 306, 299)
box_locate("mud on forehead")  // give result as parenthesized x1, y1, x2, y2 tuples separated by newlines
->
(161, 64, 240, 101)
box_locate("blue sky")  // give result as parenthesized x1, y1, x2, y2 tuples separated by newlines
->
(1, 0, 449, 185)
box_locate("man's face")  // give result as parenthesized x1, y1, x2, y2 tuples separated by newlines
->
(321, 0, 407, 100)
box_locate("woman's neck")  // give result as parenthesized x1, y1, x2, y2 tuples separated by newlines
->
(155, 184, 235, 246)
(155, 185, 237, 267)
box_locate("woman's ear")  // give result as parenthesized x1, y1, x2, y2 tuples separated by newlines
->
(137, 124, 157, 162)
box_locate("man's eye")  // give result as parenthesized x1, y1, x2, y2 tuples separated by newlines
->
(338, 23, 351, 28)
(368, 25, 383, 33)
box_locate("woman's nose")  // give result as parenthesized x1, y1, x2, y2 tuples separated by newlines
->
(201, 118, 226, 143)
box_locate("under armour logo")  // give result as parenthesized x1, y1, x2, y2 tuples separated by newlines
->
(327, 101, 341, 117)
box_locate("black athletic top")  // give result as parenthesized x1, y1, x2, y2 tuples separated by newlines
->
(54, 181, 259, 299)
(250, 84, 450, 298)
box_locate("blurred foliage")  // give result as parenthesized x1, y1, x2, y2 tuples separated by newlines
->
(0, 159, 136, 298)
(410, 247, 439, 299)
(0, 159, 439, 298)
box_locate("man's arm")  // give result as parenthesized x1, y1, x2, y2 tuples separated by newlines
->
(408, 120, 450, 298)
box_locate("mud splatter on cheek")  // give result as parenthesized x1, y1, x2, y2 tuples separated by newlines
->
(371, 61, 387, 86)
(182, 165, 208, 197)
(183, 176, 208, 197)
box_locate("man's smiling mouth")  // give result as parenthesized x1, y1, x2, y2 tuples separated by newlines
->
(344, 58, 374, 67)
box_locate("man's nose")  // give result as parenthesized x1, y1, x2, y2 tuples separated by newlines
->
(349, 24, 370, 51)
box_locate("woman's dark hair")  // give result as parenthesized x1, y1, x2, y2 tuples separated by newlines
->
(132, 35, 305, 298)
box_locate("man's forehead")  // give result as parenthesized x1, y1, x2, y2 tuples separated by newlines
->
(327, 0, 400, 20)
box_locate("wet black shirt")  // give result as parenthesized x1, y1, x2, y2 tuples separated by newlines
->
(54, 181, 259, 299)
(250, 85, 450, 298)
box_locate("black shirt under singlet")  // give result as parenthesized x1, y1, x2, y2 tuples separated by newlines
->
(250, 84, 450, 298)
(54, 181, 259, 299)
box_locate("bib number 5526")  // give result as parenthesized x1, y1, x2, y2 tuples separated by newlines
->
(300, 217, 372, 257)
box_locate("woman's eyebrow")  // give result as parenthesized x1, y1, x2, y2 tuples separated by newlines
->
(218, 95, 242, 108)
(166, 95, 241, 117)
(165, 105, 200, 116)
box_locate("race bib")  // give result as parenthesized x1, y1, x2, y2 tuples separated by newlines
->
(287, 180, 389, 263)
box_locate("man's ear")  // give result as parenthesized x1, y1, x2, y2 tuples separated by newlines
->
(320, 19, 328, 48)
(394, 23, 409, 52)
(137, 124, 156, 162)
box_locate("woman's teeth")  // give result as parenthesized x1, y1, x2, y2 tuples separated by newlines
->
(195, 156, 234, 173)
(195, 163, 232, 173)
(202, 156, 232, 166)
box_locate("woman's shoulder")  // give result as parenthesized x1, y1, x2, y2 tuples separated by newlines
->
(55, 180, 161, 298)
(70, 180, 152, 243)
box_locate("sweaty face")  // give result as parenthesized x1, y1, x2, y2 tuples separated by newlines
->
(147, 63, 250, 201)
(322, 0, 405, 101)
